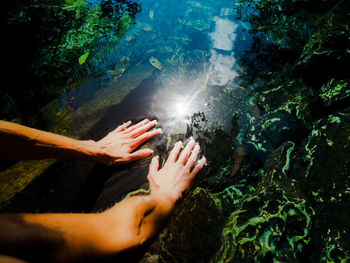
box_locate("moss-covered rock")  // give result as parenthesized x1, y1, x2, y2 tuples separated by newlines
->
(156, 188, 225, 263)
(214, 142, 313, 262)
(319, 79, 350, 108)
(291, 109, 350, 261)
(147, 185, 243, 263)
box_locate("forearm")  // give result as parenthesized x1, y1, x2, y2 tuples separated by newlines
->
(103, 192, 177, 251)
(0, 193, 176, 262)
(0, 120, 96, 161)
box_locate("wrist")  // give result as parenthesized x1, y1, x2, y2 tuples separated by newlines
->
(150, 190, 180, 204)
(77, 140, 103, 162)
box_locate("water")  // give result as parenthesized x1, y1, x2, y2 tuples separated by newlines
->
(71, 0, 254, 210)
(2, 0, 350, 261)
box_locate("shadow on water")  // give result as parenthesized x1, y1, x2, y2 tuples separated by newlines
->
(74, 70, 163, 212)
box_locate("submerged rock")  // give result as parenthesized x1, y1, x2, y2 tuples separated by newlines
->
(290, 109, 350, 261)
(319, 78, 350, 107)
(214, 142, 313, 262)
(154, 188, 225, 263)
(148, 186, 243, 263)
(253, 78, 316, 128)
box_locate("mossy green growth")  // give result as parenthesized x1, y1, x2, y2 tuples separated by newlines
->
(319, 79, 350, 107)
(213, 187, 312, 262)
(157, 187, 227, 263)
(211, 142, 313, 262)
(292, 110, 350, 261)
(0, 159, 56, 209)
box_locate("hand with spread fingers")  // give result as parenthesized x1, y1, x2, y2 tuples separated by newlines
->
(92, 119, 162, 165)
(147, 138, 206, 200)
(0, 119, 161, 166)
(0, 121, 207, 262)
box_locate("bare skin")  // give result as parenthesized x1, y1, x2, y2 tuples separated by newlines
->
(0, 119, 162, 165)
(0, 121, 206, 262)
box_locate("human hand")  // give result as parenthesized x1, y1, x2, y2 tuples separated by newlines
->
(88, 119, 161, 165)
(147, 138, 206, 200)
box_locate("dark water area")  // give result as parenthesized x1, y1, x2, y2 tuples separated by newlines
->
(1, 0, 350, 261)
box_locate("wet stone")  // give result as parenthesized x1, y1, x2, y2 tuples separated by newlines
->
(319, 78, 350, 107)
(253, 78, 316, 128)
(148, 187, 227, 263)
(213, 142, 313, 262)
(290, 109, 350, 261)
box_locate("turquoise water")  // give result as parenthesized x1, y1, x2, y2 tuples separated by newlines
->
(2, 0, 350, 262)
(71, 0, 252, 139)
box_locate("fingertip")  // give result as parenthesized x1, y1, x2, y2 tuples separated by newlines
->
(200, 156, 207, 166)
(150, 155, 159, 172)
(194, 143, 200, 151)
(145, 148, 154, 156)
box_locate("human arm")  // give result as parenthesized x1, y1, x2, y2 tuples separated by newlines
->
(0, 119, 161, 165)
(0, 193, 176, 262)
(0, 139, 206, 262)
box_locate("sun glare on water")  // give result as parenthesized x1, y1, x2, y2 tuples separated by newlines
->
(175, 102, 188, 116)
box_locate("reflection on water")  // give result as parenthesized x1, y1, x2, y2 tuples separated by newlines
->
(3, 0, 350, 261)
(66, 0, 250, 145)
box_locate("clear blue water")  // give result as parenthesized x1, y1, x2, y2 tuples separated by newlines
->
(3, 0, 349, 261)
(69, 0, 252, 135)
(66, 0, 256, 211)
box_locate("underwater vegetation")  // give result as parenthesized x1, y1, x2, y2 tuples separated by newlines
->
(1, 0, 350, 261)
(142, 0, 350, 262)
(1, 0, 141, 125)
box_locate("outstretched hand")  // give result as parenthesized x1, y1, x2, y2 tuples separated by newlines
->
(91, 119, 162, 165)
(147, 138, 206, 200)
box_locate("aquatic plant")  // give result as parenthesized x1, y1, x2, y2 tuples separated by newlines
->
(1, 0, 141, 124)
(229, 0, 350, 261)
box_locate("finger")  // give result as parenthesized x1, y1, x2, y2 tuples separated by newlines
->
(189, 157, 206, 178)
(124, 119, 149, 133)
(128, 120, 157, 138)
(167, 141, 183, 163)
(147, 156, 159, 192)
(149, 156, 159, 174)
(114, 121, 132, 132)
(184, 143, 200, 170)
(125, 148, 153, 162)
(131, 128, 162, 148)
(177, 138, 196, 164)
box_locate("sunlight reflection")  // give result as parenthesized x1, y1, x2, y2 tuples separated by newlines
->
(150, 74, 209, 135)
(175, 101, 189, 117)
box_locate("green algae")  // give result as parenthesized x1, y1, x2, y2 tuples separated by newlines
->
(212, 142, 313, 262)
(155, 187, 226, 263)
(0, 159, 56, 209)
(214, 189, 312, 262)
